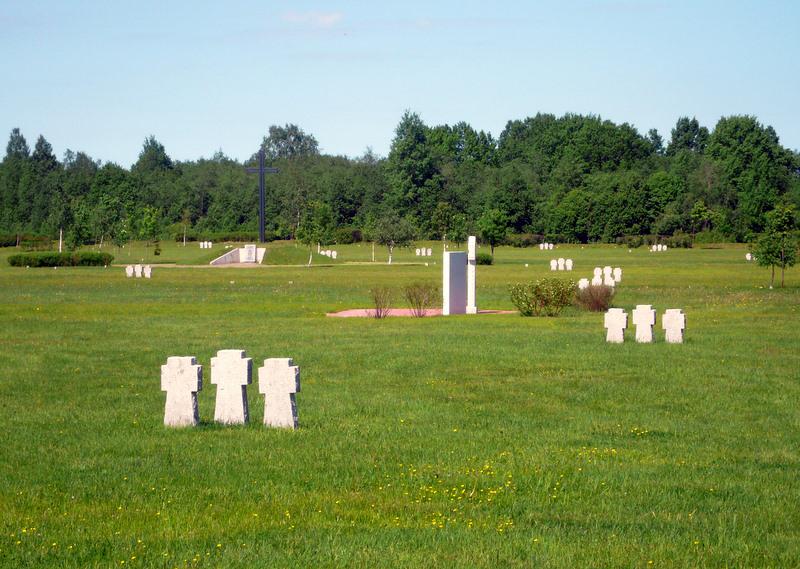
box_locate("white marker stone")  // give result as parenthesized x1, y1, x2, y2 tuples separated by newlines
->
(134, 264, 143, 278)
(603, 266, 612, 278)
(426, 248, 432, 256)
(258, 358, 300, 429)
(415, 248, 420, 256)
(125, 265, 134, 278)
(550, 259, 558, 271)
(603, 275, 616, 287)
(662, 309, 686, 344)
(160, 356, 202, 427)
(539, 243, 544, 250)
(604, 308, 627, 343)
(613, 267, 622, 283)
(548, 243, 554, 250)
(578, 278, 589, 290)
(557, 257, 565, 271)
(143, 265, 152, 279)
(593, 267, 602, 278)
(331, 251, 338, 260)
(565, 259, 573, 271)
(211, 349, 252, 424)
(466, 235, 477, 315)
(745, 253, 752, 261)
(591, 275, 603, 286)
(632, 304, 656, 343)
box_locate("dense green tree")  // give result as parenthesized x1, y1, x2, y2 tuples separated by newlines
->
(133, 136, 173, 173)
(260, 124, 319, 161)
(666, 117, 709, 156)
(477, 209, 508, 256)
(373, 212, 416, 264)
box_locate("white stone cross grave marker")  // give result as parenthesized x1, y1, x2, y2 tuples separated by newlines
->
(125, 265, 134, 278)
(632, 304, 656, 343)
(557, 258, 565, 271)
(331, 251, 338, 260)
(539, 243, 544, 250)
(662, 309, 686, 344)
(416, 248, 420, 256)
(565, 259, 573, 271)
(603, 274, 616, 287)
(578, 278, 589, 290)
(745, 253, 752, 261)
(211, 349, 252, 424)
(604, 308, 628, 343)
(548, 243, 554, 250)
(160, 356, 203, 427)
(550, 259, 558, 271)
(134, 264, 143, 278)
(143, 265, 152, 279)
(613, 267, 622, 283)
(426, 248, 432, 256)
(258, 358, 300, 429)
(594, 267, 602, 278)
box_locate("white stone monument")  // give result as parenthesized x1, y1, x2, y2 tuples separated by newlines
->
(416, 248, 421, 256)
(550, 259, 558, 271)
(603, 274, 616, 287)
(466, 236, 477, 315)
(603, 266, 612, 279)
(591, 275, 602, 286)
(548, 243, 554, 250)
(160, 356, 202, 427)
(594, 267, 602, 278)
(242, 244, 257, 263)
(211, 349, 252, 424)
(557, 258, 565, 271)
(258, 358, 300, 429)
(613, 267, 622, 283)
(745, 253, 752, 261)
(578, 278, 589, 290)
(426, 247, 432, 256)
(134, 264, 143, 278)
(443, 251, 468, 315)
(143, 265, 152, 279)
(632, 305, 656, 343)
(565, 259, 573, 271)
(331, 251, 338, 260)
(604, 308, 627, 343)
(125, 265, 134, 278)
(662, 309, 686, 344)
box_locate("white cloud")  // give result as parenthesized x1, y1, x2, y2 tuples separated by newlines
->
(282, 11, 343, 29)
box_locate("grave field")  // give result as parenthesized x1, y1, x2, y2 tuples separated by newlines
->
(0, 243, 798, 567)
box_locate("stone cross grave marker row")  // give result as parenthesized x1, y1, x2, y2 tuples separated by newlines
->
(603, 307, 685, 343)
(160, 351, 300, 429)
(416, 248, 433, 257)
(126, 265, 152, 278)
(650, 244, 668, 252)
(199, 241, 214, 249)
(588, 266, 622, 287)
(550, 258, 574, 271)
(538, 243, 555, 250)
(321, 250, 338, 259)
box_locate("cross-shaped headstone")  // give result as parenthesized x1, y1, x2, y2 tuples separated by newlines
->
(604, 308, 627, 343)
(632, 304, 656, 343)
(613, 267, 622, 282)
(258, 358, 300, 429)
(662, 309, 686, 343)
(134, 264, 143, 278)
(565, 259, 573, 271)
(593, 267, 602, 278)
(550, 259, 558, 271)
(245, 148, 280, 243)
(125, 265, 134, 278)
(160, 356, 203, 427)
(578, 278, 589, 290)
(143, 265, 152, 279)
(557, 258, 565, 270)
(211, 349, 252, 424)
(603, 274, 616, 287)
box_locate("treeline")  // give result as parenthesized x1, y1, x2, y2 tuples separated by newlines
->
(1, 113, 798, 248)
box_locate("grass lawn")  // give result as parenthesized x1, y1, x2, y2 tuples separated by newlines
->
(0, 242, 798, 567)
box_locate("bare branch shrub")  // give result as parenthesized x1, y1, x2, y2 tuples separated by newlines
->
(403, 282, 438, 317)
(574, 284, 615, 312)
(369, 286, 393, 319)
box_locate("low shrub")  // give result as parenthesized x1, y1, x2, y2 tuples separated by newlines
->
(509, 278, 574, 317)
(8, 251, 114, 267)
(476, 252, 493, 265)
(507, 233, 543, 248)
(575, 284, 615, 312)
(369, 286, 393, 319)
(665, 232, 693, 248)
(333, 226, 362, 244)
(173, 230, 271, 243)
(616, 235, 644, 248)
(403, 282, 438, 317)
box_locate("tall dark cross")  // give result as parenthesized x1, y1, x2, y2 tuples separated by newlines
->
(245, 148, 279, 243)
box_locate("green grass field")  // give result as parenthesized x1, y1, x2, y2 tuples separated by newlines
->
(1, 242, 798, 568)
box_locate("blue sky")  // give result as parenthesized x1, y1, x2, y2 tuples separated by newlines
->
(1, 0, 798, 166)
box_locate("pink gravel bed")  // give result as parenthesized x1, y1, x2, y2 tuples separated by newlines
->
(327, 308, 517, 318)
